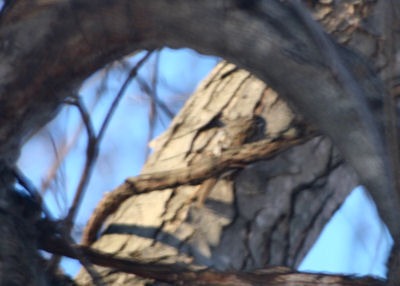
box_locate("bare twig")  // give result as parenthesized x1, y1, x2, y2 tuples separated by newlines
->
(63, 95, 97, 229)
(146, 93, 156, 160)
(147, 51, 160, 159)
(137, 77, 175, 120)
(137, 75, 176, 141)
(42, 131, 68, 213)
(137, 51, 161, 159)
(146, 58, 157, 159)
(47, 51, 153, 276)
(41, 65, 113, 204)
(46, 51, 153, 282)
(12, 167, 52, 219)
(138, 81, 175, 119)
(40, 121, 77, 197)
(98, 51, 153, 143)
(42, 102, 96, 197)
(65, 50, 153, 228)
(46, 95, 100, 281)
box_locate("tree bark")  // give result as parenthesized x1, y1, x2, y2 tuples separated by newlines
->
(0, 0, 398, 285)
(75, 62, 359, 285)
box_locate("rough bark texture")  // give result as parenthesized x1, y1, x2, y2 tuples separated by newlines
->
(0, 168, 45, 286)
(76, 62, 358, 285)
(0, 0, 399, 286)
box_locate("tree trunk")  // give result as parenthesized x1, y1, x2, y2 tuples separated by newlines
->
(0, 0, 398, 285)
(75, 61, 360, 285)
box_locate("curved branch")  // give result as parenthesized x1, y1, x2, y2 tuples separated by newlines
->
(82, 130, 317, 245)
(0, 0, 399, 270)
(40, 232, 385, 286)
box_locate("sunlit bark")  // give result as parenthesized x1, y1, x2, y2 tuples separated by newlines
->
(0, 1, 398, 285)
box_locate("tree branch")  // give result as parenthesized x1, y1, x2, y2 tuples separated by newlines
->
(82, 127, 317, 245)
(40, 232, 385, 286)
(0, 0, 398, 240)
(0, 1, 399, 284)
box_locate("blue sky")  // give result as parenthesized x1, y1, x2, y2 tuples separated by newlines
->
(299, 186, 391, 277)
(17, 48, 392, 278)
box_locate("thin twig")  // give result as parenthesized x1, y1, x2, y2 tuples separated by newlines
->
(41, 66, 112, 200)
(140, 51, 159, 159)
(146, 93, 156, 160)
(137, 76, 175, 120)
(47, 97, 102, 281)
(147, 51, 160, 159)
(97, 51, 153, 143)
(65, 50, 153, 228)
(63, 95, 97, 229)
(47, 52, 152, 282)
(42, 131, 68, 213)
(12, 167, 52, 219)
(41, 98, 101, 197)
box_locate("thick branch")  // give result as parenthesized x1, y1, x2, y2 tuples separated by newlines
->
(0, 0, 398, 240)
(82, 130, 316, 245)
(40, 233, 384, 286)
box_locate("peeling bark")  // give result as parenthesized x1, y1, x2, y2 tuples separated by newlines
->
(0, 0, 398, 236)
(0, 0, 398, 285)
(76, 63, 358, 285)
